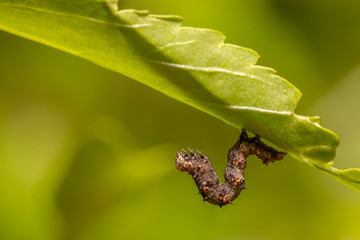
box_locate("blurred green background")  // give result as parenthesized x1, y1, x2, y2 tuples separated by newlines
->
(1, 0, 360, 240)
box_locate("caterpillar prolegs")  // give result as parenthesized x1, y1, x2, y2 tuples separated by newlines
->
(175, 129, 287, 207)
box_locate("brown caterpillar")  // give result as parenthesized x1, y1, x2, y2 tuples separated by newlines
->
(175, 129, 287, 207)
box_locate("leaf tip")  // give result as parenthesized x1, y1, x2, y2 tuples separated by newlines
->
(149, 14, 183, 22)
(106, 0, 119, 13)
(308, 116, 321, 125)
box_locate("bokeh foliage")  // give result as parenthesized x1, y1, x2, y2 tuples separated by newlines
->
(0, 0, 360, 240)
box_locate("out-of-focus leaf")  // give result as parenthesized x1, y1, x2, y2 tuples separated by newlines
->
(0, 0, 352, 189)
(0, 102, 75, 240)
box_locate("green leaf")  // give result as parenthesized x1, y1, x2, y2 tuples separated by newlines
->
(0, 0, 356, 191)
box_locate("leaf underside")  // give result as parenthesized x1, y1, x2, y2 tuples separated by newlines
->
(0, 0, 358, 192)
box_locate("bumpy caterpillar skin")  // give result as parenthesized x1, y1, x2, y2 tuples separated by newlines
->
(175, 129, 287, 207)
